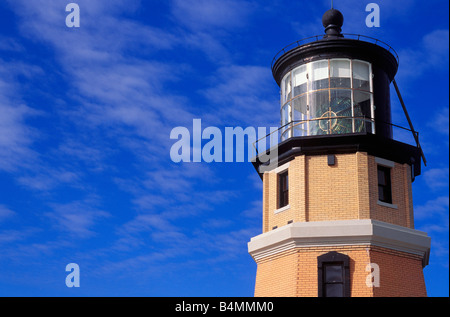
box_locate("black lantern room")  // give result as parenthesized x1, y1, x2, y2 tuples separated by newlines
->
(254, 8, 424, 178)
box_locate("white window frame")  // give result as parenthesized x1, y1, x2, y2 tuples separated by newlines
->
(273, 162, 290, 214)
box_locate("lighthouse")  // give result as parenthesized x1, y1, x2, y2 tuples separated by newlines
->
(247, 8, 431, 297)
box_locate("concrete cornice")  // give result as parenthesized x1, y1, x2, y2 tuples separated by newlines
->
(248, 219, 431, 267)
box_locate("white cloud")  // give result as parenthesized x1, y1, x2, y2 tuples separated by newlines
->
(0, 230, 28, 245)
(0, 205, 16, 221)
(202, 65, 279, 127)
(171, 0, 254, 31)
(45, 197, 111, 239)
(4, 0, 195, 190)
(396, 28, 449, 82)
(415, 196, 449, 221)
(17, 169, 81, 192)
(0, 63, 41, 172)
(428, 107, 449, 136)
(423, 168, 449, 191)
(0, 104, 35, 171)
(3, 1, 263, 276)
(240, 199, 261, 219)
(422, 29, 450, 67)
(0, 36, 24, 52)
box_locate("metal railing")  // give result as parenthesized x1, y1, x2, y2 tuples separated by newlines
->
(271, 33, 399, 69)
(279, 116, 374, 140)
(252, 116, 419, 155)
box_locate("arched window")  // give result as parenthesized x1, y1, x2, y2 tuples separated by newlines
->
(317, 251, 350, 297)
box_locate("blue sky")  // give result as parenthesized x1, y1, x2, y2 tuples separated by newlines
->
(0, 0, 448, 297)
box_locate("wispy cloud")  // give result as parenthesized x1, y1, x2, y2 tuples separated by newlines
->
(171, 0, 254, 31)
(45, 197, 111, 239)
(0, 63, 41, 172)
(0, 205, 16, 222)
(0, 36, 24, 52)
(5, 0, 194, 188)
(428, 107, 449, 136)
(423, 168, 449, 191)
(396, 28, 449, 83)
(415, 196, 449, 222)
(202, 65, 279, 126)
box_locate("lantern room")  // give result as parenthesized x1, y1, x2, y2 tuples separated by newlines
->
(280, 58, 374, 140)
(272, 8, 399, 142)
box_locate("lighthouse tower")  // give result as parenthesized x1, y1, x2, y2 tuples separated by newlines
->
(248, 8, 431, 297)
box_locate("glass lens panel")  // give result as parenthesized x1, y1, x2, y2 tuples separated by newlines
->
(281, 103, 290, 126)
(329, 90, 352, 115)
(292, 96, 307, 121)
(292, 96, 307, 137)
(312, 61, 329, 80)
(353, 61, 370, 91)
(310, 60, 329, 91)
(281, 103, 291, 140)
(330, 59, 351, 88)
(281, 74, 286, 104)
(309, 90, 329, 135)
(328, 90, 352, 134)
(293, 65, 307, 97)
(353, 91, 371, 116)
(353, 90, 372, 132)
(282, 73, 291, 103)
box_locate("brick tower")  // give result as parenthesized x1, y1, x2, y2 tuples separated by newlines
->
(248, 8, 431, 297)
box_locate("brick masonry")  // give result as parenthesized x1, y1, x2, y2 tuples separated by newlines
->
(254, 245, 426, 297)
(254, 152, 427, 297)
(263, 153, 414, 232)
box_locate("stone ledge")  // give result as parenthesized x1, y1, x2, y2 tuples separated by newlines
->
(248, 219, 430, 267)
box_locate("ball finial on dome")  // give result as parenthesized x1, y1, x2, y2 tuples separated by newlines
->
(322, 8, 344, 38)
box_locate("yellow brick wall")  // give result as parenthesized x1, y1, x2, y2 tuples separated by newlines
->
(370, 247, 427, 297)
(367, 156, 413, 228)
(254, 245, 426, 297)
(356, 152, 371, 219)
(254, 249, 298, 297)
(262, 152, 414, 231)
(255, 151, 423, 297)
(294, 246, 374, 297)
(306, 154, 360, 221)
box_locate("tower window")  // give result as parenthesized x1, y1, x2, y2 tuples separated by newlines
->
(377, 165, 392, 204)
(278, 171, 289, 208)
(318, 252, 350, 297)
(323, 263, 345, 297)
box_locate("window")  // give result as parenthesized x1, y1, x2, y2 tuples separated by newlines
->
(353, 90, 373, 133)
(278, 171, 289, 208)
(280, 59, 374, 140)
(318, 252, 350, 297)
(323, 264, 345, 297)
(281, 73, 291, 104)
(292, 95, 308, 137)
(353, 60, 370, 91)
(281, 103, 291, 139)
(330, 59, 350, 88)
(293, 65, 307, 97)
(377, 165, 392, 204)
(310, 60, 329, 91)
